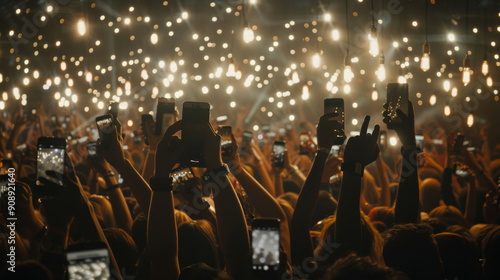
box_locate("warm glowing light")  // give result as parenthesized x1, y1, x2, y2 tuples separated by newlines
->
(150, 33, 158, 44)
(467, 113, 474, 127)
(443, 80, 450, 92)
(77, 19, 86, 36)
(429, 95, 436, 106)
(420, 53, 430, 72)
(243, 26, 254, 43)
(332, 29, 340, 41)
(389, 137, 398, 146)
(371, 90, 378, 101)
(292, 71, 300, 84)
(368, 26, 379, 57)
(170, 61, 178, 73)
(482, 59, 489, 76)
(444, 105, 451, 116)
(85, 72, 92, 83)
(312, 53, 321, 68)
(376, 64, 386, 82)
(127, 120, 134, 127)
(343, 65, 354, 83)
(343, 84, 351, 94)
(60, 61, 67, 71)
(462, 54, 471, 86)
(487, 76, 493, 87)
(226, 59, 236, 77)
(451, 87, 458, 97)
(398, 75, 407, 84)
(301, 85, 309, 100)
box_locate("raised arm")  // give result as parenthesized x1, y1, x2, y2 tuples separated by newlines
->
(291, 113, 339, 267)
(148, 121, 184, 280)
(383, 101, 420, 224)
(375, 155, 391, 207)
(335, 116, 380, 257)
(141, 119, 162, 183)
(200, 123, 251, 279)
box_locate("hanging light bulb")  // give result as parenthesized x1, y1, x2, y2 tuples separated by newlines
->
(376, 53, 386, 82)
(150, 33, 158, 44)
(243, 21, 254, 43)
(343, 84, 351, 94)
(451, 87, 458, 97)
(332, 29, 340, 41)
(371, 90, 378, 101)
(292, 71, 300, 84)
(486, 76, 493, 87)
(429, 94, 437, 106)
(443, 80, 450, 92)
(482, 55, 489, 76)
(77, 18, 86, 36)
(301, 85, 310, 100)
(141, 69, 149, 80)
(226, 58, 236, 77)
(420, 41, 430, 72)
(444, 105, 451, 116)
(343, 55, 354, 83)
(467, 113, 474, 127)
(368, 25, 379, 57)
(85, 71, 92, 83)
(312, 52, 321, 68)
(170, 61, 178, 73)
(462, 53, 471, 86)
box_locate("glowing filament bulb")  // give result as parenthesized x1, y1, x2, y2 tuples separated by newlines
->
(332, 29, 340, 41)
(292, 71, 300, 84)
(369, 32, 379, 57)
(85, 72, 92, 83)
(150, 33, 158, 44)
(371, 90, 378, 101)
(486, 76, 493, 87)
(376, 64, 386, 82)
(467, 113, 474, 127)
(141, 69, 148, 80)
(301, 85, 309, 100)
(312, 53, 321, 68)
(60, 61, 67, 71)
(77, 18, 86, 36)
(444, 105, 451, 116)
(429, 95, 436, 106)
(170, 61, 178, 73)
(462, 54, 471, 86)
(451, 87, 458, 97)
(226, 59, 236, 77)
(243, 26, 254, 43)
(420, 42, 431, 72)
(343, 65, 354, 83)
(398, 75, 407, 84)
(443, 80, 450, 92)
(482, 59, 489, 76)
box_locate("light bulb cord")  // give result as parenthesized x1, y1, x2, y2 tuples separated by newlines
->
(345, 0, 349, 55)
(425, 0, 428, 42)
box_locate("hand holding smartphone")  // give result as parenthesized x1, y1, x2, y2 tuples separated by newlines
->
(182, 101, 211, 167)
(155, 97, 175, 136)
(386, 83, 409, 129)
(272, 141, 286, 167)
(95, 114, 114, 149)
(324, 98, 345, 145)
(219, 126, 233, 156)
(36, 137, 66, 188)
(141, 114, 154, 145)
(66, 242, 111, 280)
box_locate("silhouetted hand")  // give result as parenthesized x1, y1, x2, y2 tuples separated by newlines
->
(344, 116, 380, 166)
(155, 120, 183, 175)
(383, 101, 416, 149)
(97, 119, 126, 168)
(317, 113, 345, 150)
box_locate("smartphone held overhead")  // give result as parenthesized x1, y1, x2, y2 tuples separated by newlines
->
(324, 98, 345, 145)
(36, 137, 66, 188)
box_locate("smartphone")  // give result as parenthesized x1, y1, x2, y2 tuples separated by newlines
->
(182, 101, 211, 167)
(170, 165, 195, 193)
(141, 114, 154, 145)
(155, 97, 175, 136)
(386, 83, 409, 129)
(36, 137, 66, 187)
(379, 131, 387, 152)
(299, 132, 311, 155)
(219, 126, 233, 156)
(66, 242, 111, 280)
(252, 218, 280, 275)
(273, 141, 286, 168)
(108, 101, 119, 121)
(416, 135, 424, 151)
(95, 114, 114, 149)
(324, 98, 345, 145)
(240, 131, 253, 155)
(86, 142, 98, 161)
(0, 174, 8, 213)
(454, 134, 465, 154)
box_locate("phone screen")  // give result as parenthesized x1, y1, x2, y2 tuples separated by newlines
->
(156, 98, 175, 136)
(96, 115, 114, 148)
(67, 246, 110, 280)
(170, 165, 195, 193)
(273, 141, 285, 167)
(36, 137, 66, 187)
(324, 98, 345, 145)
(416, 135, 424, 151)
(87, 142, 98, 160)
(386, 83, 409, 128)
(182, 102, 211, 167)
(252, 219, 280, 272)
(220, 126, 233, 156)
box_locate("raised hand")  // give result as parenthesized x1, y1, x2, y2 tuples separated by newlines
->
(317, 113, 345, 150)
(344, 115, 380, 166)
(383, 101, 416, 149)
(97, 119, 126, 168)
(155, 120, 183, 176)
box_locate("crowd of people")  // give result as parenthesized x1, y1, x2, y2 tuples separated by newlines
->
(0, 96, 500, 280)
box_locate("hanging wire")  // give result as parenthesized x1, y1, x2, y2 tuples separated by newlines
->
(371, 0, 375, 26)
(465, 0, 469, 39)
(425, 0, 428, 41)
(483, 5, 488, 54)
(345, 0, 349, 55)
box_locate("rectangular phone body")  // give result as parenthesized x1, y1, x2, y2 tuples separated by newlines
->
(386, 83, 409, 129)
(454, 134, 465, 154)
(95, 114, 114, 149)
(182, 101, 211, 167)
(108, 101, 119, 120)
(36, 137, 66, 187)
(252, 218, 280, 274)
(272, 141, 286, 168)
(0, 174, 9, 212)
(299, 132, 311, 155)
(155, 98, 176, 136)
(379, 131, 387, 152)
(416, 135, 424, 151)
(240, 131, 253, 155)
(141, 114, 154, 145)
(66, 242, 110, 280)
(86, 142, 98, 161)
(324, 98, 345, 145)
(219, 126, 233, 156)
